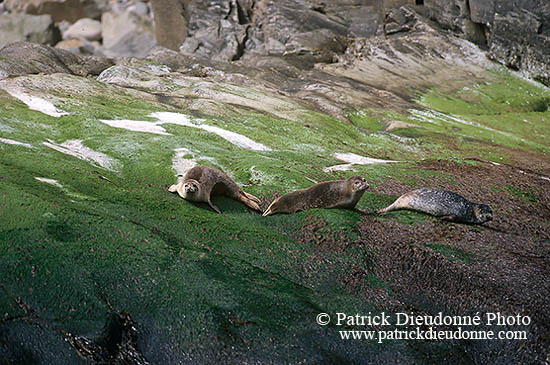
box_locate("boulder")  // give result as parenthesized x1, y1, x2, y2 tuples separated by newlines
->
(150, 0, 189, 51)
(101, 10, 156, 57)
(489, 10, 546, 74)
(468, 0, 495, 24)
(0, 41, 113, 79)
(0, 13, 60, 48)
(55, 38, 101, 56)
(3, 0, 104, 22)
(63, 17, 102, 41)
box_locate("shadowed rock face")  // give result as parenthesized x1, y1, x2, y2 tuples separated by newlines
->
(422, 0, 550, 82)
(176, 0, 550, 81)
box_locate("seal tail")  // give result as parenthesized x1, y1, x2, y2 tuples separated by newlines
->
(238, 192, 262, 212)
(378, 196, 406, 214)
(243, 191, 261, 204)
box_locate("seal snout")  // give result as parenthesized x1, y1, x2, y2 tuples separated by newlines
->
(476, 204, 493, 223)
(352, 176, 369, 191)
(184, 182, 198, 194)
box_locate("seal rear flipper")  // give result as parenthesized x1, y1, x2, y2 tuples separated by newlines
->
(378, 201, 399, 214)
(208, 200, 222, 214)
(235, 191, 261, 212)
(242, 197, 262, 212)
(243, 191, 261, 204)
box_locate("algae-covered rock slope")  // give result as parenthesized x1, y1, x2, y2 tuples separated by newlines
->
(1, 39, 549, 363)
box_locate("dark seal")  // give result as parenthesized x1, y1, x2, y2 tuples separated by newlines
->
(378, 188, 493, 224)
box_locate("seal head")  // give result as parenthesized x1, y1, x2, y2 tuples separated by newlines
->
(473, 203, 493, 224)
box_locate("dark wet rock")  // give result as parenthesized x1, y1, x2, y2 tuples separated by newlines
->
(64, 312, 149, 364)
(0, 13, 60, 49)
(0, 319, 82, 364)
(4, 0, 105, 22)
(0, 41, 113, 79)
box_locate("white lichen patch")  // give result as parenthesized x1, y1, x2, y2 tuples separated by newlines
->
(323, 152, 401, 173)
(2, 87, 68, 117)
(409, 109, 533, 146)
(34, 176, 94, 200)
(43, 139, 119, 171)
(334, 152, 401, 165)
(172, 148, 197, 180)
(323, 164, 357, 173)
(100, 119, 171, 135)
(99, 112, 271, 151)
(152, 112, 272, 151)
(0, 137, 32, 148)
(198, 124, 271, 151)
(171, 147, 222, 181)
(35, 177, 63, 188)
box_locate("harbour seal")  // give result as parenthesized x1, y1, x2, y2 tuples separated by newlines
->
(262, 176, 369, 216)
(378, 188, 493, 224)
(168, 165, 261, 213)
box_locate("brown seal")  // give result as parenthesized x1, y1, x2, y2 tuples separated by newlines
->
(262, 176, 369, 216)
(169, 165, 261, 213)
(378, 188, 493, 224)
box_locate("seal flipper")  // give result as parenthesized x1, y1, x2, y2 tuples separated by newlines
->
(208, 200, 222, 214)
(378, 200, 400, 214)
(440, 215, 459, 222)
(243, 191, 261, 204)
(169, 181, 186, 199)
(378, 193, 411, 214)
(238, 192, 262, 212)
(168, 182, 181, 193)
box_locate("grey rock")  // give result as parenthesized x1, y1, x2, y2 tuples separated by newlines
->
(402, 0, 550, 80)
(0, 13, 60, 48)
(468, 0, 495, 24)
(101, 10, 156, 57)
(63, 17, 102, 41)
(132, 1, 150, 15)
(181, 0, 378, 63)
(489, 10, 545, 72)
(0, 41, 113, 79)
(4, 0, 105, 23)
(55, 38, 101, 56)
